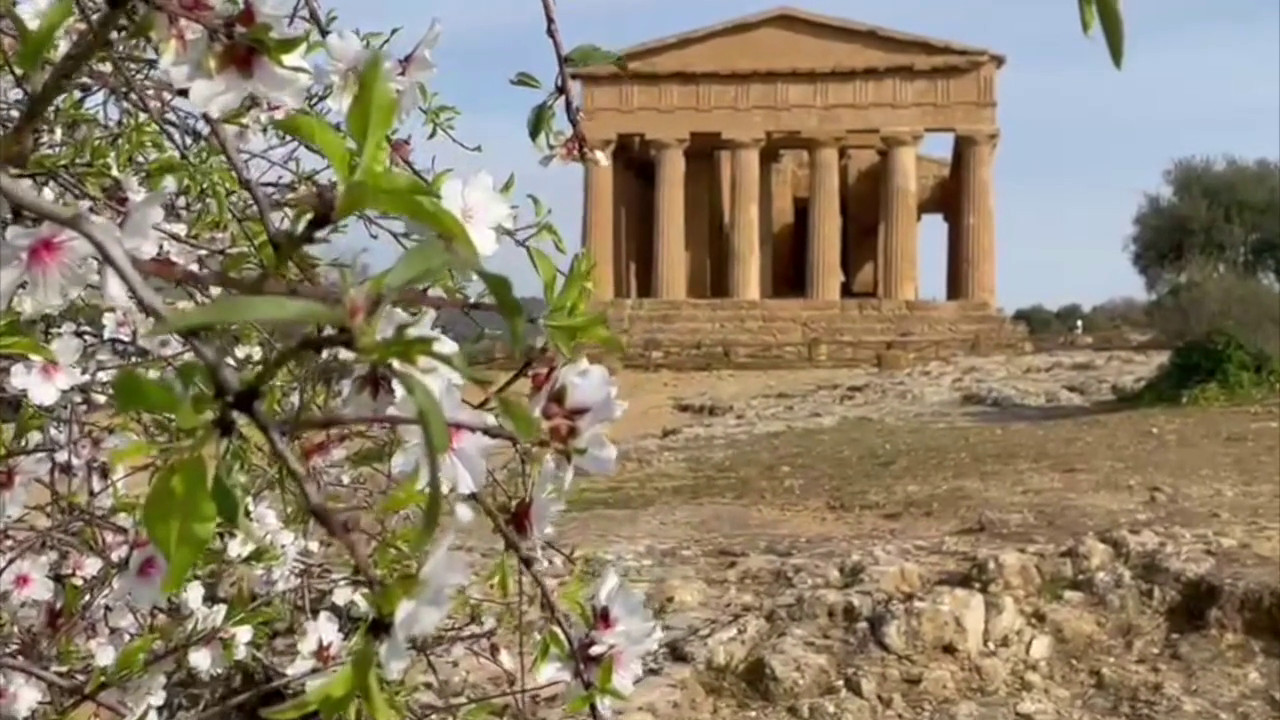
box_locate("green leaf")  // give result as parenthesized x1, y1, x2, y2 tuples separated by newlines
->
(1096, 0, 1125, 69)
(156, 295, 342, 334)
(211, 453, 243, 526)
(346, 53, 399, 178)
(15, 0, 74, 74)
(564, 692, 597, 715)
(398, 372, 448, 553)
(1077, 0, 1098, 35)
(111, 369, 183, 415)
(354, 639, 398, 720)
(142, 454, 216, 593)
(0, 336, 51, 360)
(379, 478, 426, 515)
(552, 255, 590, 314)
(109, 633, 158, 678)
(260, 663, 356, 720)
(598, 654, 616, 693)
(108, 439, 154, 469)
(526, 101, 555, 145)
(563, 43, 626, 70)
(375, 236, 451, 294)
(0, 314, 52, 360)
(496, 394, 539, 442)
(529, 246, 559, 303)
(477, 270, 527, 350)
(275, 112, 353, 182)
(365, 188, 476, 260)
(509, 71, 542, 89)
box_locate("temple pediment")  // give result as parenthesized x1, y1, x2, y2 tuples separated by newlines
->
(573, 7, 1003, 77)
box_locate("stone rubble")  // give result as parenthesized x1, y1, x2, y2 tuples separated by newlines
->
(425, 526, 1278, 719)
(641, 351, 1168, 455)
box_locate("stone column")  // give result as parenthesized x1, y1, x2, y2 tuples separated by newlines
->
(806, 139, 842, 300)
(651, 137, 688, 300)
(879, 130, 922, 300)
(582, 139, 615, 300)
(770, 158, 796, 296)
(952, 129, 999, 304)
(728, 138, 763, 299)
(759, 147, 777, 297)
(842, 146, 880, 295)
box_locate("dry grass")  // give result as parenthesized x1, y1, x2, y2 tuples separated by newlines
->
(568, 402, 1280, 571)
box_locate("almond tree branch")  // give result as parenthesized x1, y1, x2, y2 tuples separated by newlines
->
(0, 0, 132, 168)
(469, 491, 604, 720)
(0, 171, 380, 588)
(132, 258, 517, 316)
(537, 0, 585, 149)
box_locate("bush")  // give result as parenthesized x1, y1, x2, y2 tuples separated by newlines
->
(1085, 296, 1150, 332)
(1147, 269, 1280, 360)
(1131, 330, 1280, 404)
(1011, 304, 1063, 336)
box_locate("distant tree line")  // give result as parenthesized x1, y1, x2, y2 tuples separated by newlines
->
(1011, 297, 1150, 337)
(1014, 154, 1279, 359)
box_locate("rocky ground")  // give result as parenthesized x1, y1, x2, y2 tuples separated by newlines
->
(463, 350, 1280, 719)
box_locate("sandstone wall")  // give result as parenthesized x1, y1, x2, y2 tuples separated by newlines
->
(605, 298, 1031, 370)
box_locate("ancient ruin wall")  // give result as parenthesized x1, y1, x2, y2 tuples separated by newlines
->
(606, 299, 1031, 370)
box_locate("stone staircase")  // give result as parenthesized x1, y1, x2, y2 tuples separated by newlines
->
(605, 298, 1031, 370)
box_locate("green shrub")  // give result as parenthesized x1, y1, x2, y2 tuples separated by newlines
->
(1132, 330, 1280, 405)
(1147, 269, 1280, 360)
(1011, 304, 1063, 336)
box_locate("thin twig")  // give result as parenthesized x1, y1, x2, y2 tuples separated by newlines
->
(537, 0, 586, 145)
(469, 492, 604, 720)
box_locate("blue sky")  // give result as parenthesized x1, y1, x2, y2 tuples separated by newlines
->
(324, 0, 1280, 310)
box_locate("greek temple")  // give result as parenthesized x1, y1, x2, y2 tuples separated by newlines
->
(571, 6, 1001, 305)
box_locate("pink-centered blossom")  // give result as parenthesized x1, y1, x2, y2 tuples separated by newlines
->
(531, 358, 626, 477)
(0, 221, 93, 314)
(7, 334, 87, 407)
(535, 568, 662, 714)
(0, 452, 49, 524)
(0, 555, 55, 605)
(120, 540, 168, 610)
(391, 378, 500, 495)
(0, 669, 45, 720)
(508, 457, 567, 547)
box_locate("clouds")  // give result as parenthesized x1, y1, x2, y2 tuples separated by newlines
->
(322, 0, 1279, 308)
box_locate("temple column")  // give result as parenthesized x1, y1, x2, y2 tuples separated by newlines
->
(651, 137, 688, 299)
(951, 128, 999, 304)
(759, 147, 777, 297)
(728, 138, 762, 299)
(582, 139, 615, 300)
(770, 159, 796, 296)
(806, 139, 842, 300)
(879, 130, 922, 300)
(842, 146, 880, 295)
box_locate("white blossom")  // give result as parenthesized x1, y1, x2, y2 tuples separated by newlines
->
(393, 20, 441, 118)
(435, 171, 514, 257)
(0, 221, 94, 314)
(0, 555, 55, 605)
(0, 669, 46, 720)
(7, 334, 87, 407)
(532, 358, 626, 476)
